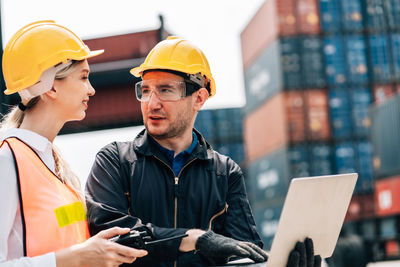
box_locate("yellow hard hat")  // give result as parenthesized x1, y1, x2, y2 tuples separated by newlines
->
(130, 36, 216, 97)
(3, 20, 104, 95)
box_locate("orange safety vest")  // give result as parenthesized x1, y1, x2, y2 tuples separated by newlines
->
(1, 137, 90, 257)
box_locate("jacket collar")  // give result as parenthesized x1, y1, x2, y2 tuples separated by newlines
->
(133, 128, 211, 161)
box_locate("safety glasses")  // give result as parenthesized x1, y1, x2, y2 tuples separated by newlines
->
(135, 79, 199, 102)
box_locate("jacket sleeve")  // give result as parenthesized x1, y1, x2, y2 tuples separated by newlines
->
(85, 142, 188, 263)
(223, 159, 264, 248)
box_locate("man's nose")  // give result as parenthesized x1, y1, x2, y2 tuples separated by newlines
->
(147, 90, 162, 108)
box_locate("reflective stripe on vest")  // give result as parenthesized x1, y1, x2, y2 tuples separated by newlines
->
(2, 137, 90, 257)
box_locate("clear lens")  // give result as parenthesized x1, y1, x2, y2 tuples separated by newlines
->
(135, 80, 187, 102)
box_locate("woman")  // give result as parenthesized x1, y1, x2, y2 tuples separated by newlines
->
(0, 21, 147, 266)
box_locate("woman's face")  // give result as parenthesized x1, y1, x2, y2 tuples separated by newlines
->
(53, 60, 95, 122)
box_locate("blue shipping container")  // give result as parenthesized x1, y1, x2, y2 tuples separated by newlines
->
(365, 0, 387, 31)
(345, 35, 369, 84)
(390, 33, 400, 81)
(351, 88, 372, 138)
(323, 36, 347, 85)
(334, 142, 357, 174)
(301, 37, 326, 88)
(368, 34, 392, 83)
(318, 0, 341, 32)
(341, 0, 364, 32)
(216, 142, 245, 166)
(356, 141, 374, 194)
(288, 145, 310, 178)
(380, 217, 397, 238)
(253, 203, 283, 250)
(310, 144, 333, 176)
(195, 109, 215, 143)
(214, 108, 243, 142)
(386, 0, 400, 30)
(329, 88, 353, 139)
(280, 37, 302, 89)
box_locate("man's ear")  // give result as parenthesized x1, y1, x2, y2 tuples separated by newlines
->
(193, 88, 209, 111)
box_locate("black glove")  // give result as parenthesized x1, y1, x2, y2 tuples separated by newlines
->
(195, 231, 268, 264)
(286, 238, 322, 267)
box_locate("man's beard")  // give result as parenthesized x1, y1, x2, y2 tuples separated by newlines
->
(146, 110, 193, 140)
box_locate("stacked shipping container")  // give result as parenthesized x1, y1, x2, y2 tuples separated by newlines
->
(241, 0, 400, 259)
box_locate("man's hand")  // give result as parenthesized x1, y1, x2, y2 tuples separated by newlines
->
(195, 231, 268, 264)
(286, 238, 321, 267)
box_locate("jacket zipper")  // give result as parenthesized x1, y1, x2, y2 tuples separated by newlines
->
(154, 156, 198, 267)
(208, 203, 228, 230)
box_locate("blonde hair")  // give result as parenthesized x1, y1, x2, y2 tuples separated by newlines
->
(0, 60, 85, 201)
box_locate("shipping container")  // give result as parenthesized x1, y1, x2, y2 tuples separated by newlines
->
(368, 34, 392, 83)
(360, 220, 376, 240)
(285, 91, 306, 142)
(341, 0, 364, 32)
(288, 144, 311, 178)
(318, 0, 342, 32)
(346, 194, 375, 221)
(379, 217, 397, 238)
(385, 0, 400, 30)
(328, 88, 353, 139)
(389, 33, 400, 81)
(246, 147, 290, 203)
(345, 35, 369, 84)
(244, 41, 283, 114)
(276, 0, 297, 36)
(370, 95, 400, 178)
(373, 84, 395, 104)
(297, 0, 321, 34)
(351, 88, 372, 138)
(334, 142, 357, 174)
(300, 37, 326, 88)
(240, 0, 279, 70)
(280, 37, 302, 89)
(215, 142, 246, 166)
(323, 36, 347, 85)
(365, 0, 387, 31)
(356, 141, 374, 194)
(305, 90, 331, 141)
(244, 94, 288, 162)
(375, 176, 400, 216)
(310, 143, 333, 176)
(214, 108, 244, 142)
(194, 109, 215, 143)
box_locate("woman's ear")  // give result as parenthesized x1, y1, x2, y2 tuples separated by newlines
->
(43, 86, 58, 100)
(193, 88, 209, 111)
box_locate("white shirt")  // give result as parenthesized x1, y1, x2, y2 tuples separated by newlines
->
(0, 128, 56, 267)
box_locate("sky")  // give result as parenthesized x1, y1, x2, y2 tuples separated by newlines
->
(1, 0, 265, 109)
(0, 0, 265, 182)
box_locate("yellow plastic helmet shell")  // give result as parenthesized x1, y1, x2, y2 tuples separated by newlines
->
(3, 20, 104, 95)
(130, 36, 216, 97)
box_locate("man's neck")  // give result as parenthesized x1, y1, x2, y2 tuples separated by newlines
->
(151, 131, 193, 156)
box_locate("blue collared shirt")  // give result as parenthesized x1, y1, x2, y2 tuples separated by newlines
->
(151, 132, 198, 177)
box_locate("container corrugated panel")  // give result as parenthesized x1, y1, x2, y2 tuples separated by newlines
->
(389, 33, 400, 81)
(380, 217, 397, 238)
(240, 0, 279, 70)
(328, 88, 353, 139)
(385, 0, 400, 30)
(310, 144, 333, 176)
(244, 94, 288, 162)
(360, 220, 376, 239)
(285, 91, 306, 142)
(371, 95, 400, 178)
(368, 34, 392, 83)
(341, 0, 364, 32)
(318, 0, 342, 32)
(373, 84, 395, 104)
(253, 202, 284, 250)
(301, 37, 326, 88)
(280, 37, 302, 89)
(351, 88, 372, 138)
(345, 35, 369, 84)
(297, 0, 321, 34)
(194, 109, 215, 144)
(216, 142, 245, 166)
(247, 147, 290, 203)
(375, 175, 400, 216)
(323, 36, 347, 85)
(214, 108, 243, 142)
(244, 41, 283, 114)
(288, 145, 311, 178)
(334, 142, 357, 174)
(305, 89, 331, 141)
(346, 194, 375, 221)
(276, 0, 297, 36)
(365, 0, 388, 31)
(355, 141, 374, 194)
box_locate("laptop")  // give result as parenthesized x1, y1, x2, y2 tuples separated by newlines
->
(225, 173, 358, 267)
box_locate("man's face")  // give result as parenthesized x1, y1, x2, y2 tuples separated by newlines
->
(140, 71, 196, 140)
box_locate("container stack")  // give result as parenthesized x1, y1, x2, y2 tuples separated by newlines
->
(240, 0, 400, 254)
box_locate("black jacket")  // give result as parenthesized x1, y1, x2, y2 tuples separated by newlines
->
(85, 129, 263, 267)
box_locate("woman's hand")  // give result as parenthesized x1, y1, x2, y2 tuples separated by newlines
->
(56, 227, 148, 267)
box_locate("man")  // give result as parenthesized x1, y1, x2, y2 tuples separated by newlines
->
(85, 36, 319, 267)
